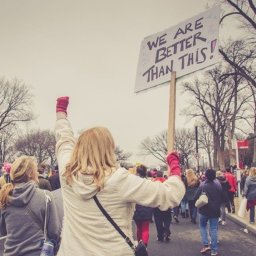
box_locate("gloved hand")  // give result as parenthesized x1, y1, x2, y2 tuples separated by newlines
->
(56, 96, 69, 114)
(166, 151, 181, 177)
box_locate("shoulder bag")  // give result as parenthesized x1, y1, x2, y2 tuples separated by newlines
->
(195, 186, 208, 209)
(93, 195, 148, 256)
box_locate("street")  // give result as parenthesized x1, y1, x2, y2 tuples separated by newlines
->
(0, 217, 255, 256)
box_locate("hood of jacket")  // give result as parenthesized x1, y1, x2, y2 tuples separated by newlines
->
(71, 169, 119, 200)
(9, 181, 37, 207)
(71, 172, 99, 200)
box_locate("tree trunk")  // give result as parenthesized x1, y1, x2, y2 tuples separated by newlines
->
(207, 149, 213, 169)
(213, 134, 218, 169)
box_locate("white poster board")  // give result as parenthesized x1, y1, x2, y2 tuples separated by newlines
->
(135, 6, 220, 93)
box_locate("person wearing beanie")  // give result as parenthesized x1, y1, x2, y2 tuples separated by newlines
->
(54, 96, 185, 256)
(194, 169, 223, 256)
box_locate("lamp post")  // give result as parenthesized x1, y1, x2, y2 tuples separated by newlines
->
(195, 123, 199, 173)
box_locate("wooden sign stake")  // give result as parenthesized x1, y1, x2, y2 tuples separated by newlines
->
(167, 71, 176, 153)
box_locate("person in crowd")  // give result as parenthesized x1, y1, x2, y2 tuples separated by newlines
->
(185, 169, 200, 224)
(195, 169, 223, 256)
(240, 169, 249, 196)
(180, 173, 189, 218)
(38, 163, 52, 191)
(152, 171, 172, 241)
(133, 165, 153, 247)
(54, 96, 185, 255)
(0, 163, 11, 189)
(225, 168, 237, 213)
(49, 165, 61, 191)
(172, 206, 180, 223)
(243, 167, 256, 224)
(216, 171, 230, 225)
(0, 156, 61, 256)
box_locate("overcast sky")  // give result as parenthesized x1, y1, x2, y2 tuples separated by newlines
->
(0, 0, 223, 165)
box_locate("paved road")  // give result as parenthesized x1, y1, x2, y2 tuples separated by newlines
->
(0, 217, 255, 255)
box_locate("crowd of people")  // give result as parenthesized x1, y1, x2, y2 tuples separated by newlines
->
(0, 96, 255, 256)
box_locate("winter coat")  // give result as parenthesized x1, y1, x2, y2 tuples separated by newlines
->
(55, 117, 185, 256)
(0, 181, 61, 256)
(244, 176, 256, 200)
(216, 176, 230, 203)
(225, 172, 237, 193)
(194, 179, 223, 218)
(185, 180, 200, 201)
(133, 204, 153, 221)
(38, 175, 52, 191)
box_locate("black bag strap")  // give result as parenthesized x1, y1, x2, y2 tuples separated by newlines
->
(93, 195, 135, 251)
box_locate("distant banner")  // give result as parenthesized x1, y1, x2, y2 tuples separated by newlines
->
(237, 140, 249, 149)
(135, 6, 220, 93)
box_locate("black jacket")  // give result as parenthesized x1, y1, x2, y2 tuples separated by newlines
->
(217, 176, 230, 203)
(195, 179, 223, 218)
(133, 204, 153, 221)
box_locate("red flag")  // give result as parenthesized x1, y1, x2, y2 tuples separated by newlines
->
(237, 140, 249, 149)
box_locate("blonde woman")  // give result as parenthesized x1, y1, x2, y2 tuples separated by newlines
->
(0, 156, 61, 256)
(185, 169, 200, 224)
(54, 97, 185, 256)
(244, 167, 256, 224)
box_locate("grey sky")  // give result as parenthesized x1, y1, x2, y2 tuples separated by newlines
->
(0, 0, 212, 164)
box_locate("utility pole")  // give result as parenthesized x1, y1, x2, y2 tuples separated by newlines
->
(227, 118, 236, 166)
(195, 124, 199, 173)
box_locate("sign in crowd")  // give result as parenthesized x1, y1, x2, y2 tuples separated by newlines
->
(135, 6, 220, 93)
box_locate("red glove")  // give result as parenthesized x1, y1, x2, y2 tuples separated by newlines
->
(56, 96, 69, 114)
(166, 151, 181, 177)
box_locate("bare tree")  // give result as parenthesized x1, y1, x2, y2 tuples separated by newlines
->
(175, 129, 195, 168)
(198, 123, 214, 168)
(0, 125, 16, 163)
(140, 129, 195, 166)
(115, 146, 132, 168)
(15, 129, 56, 166)
(0, 78, 34, 132)
(211, 0, 256, 88)
(183, 64, 251, 169)
(140, 131, 167, 165)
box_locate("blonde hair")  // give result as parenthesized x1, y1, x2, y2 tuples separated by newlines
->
(0, 156, 38, 209)
(186, 169, 198, 187)
(249, 167, 256, 177)
(216, 171, 223, 177)
(64, 126, 117, 189)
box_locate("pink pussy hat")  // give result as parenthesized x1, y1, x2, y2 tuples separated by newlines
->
(3, 163, 12, 173)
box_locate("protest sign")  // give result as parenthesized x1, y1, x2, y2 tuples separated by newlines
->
(135, 6, 220, 93)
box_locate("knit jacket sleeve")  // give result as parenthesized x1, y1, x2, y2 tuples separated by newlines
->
(55, 117, 76, 175)
(115, 170, 185, 211)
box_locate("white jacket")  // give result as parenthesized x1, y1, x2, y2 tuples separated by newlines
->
(55, 118, 185, 256)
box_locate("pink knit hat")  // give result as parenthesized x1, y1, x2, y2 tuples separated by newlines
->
(3, 163, 12, 173)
